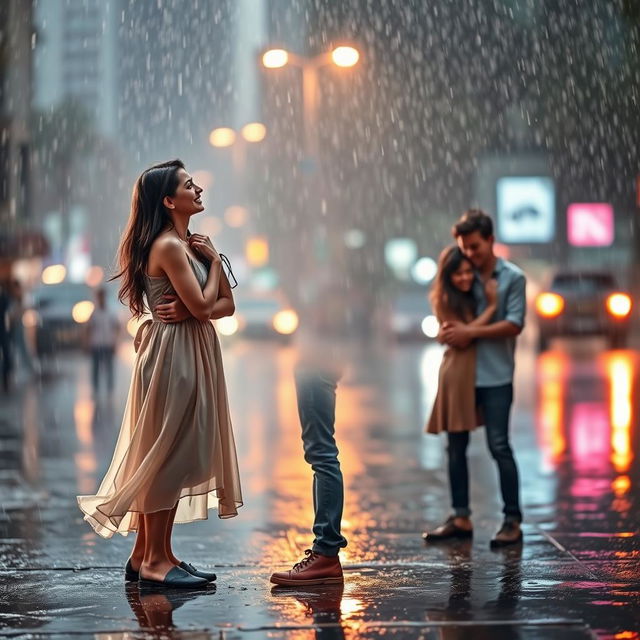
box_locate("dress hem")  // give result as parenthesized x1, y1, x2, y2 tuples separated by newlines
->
(77, 488, 244, 539)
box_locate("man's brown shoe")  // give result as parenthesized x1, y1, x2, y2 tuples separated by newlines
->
(423, 516, 473, 543)
(270, 549, 344, 586)
(490, 521, 523, 548)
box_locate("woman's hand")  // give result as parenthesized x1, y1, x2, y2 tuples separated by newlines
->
(484, 278, 498, 307)
(188, 233, 221, 264)
(155, 295, 192, 323)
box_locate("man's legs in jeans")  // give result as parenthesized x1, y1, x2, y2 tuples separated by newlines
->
(476, 384, 522, 523)
(295, 367, 348, 556)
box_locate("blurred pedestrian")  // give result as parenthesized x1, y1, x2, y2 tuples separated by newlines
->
(78, 159, 242, 589)
(424, 210, 526, 548)
(86, 287, 120, 395)
(8, 279, 36, 378)
(0, 282, 12, 392)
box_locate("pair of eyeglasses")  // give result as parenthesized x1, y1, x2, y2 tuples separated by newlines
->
(219, 253, 238, 289)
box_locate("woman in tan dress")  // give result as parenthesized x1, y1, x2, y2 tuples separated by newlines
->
(77, 159, 242, 588)
(424, 245, 496, 540)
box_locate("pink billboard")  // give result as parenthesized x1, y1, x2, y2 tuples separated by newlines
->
(567, 203, 614, 247)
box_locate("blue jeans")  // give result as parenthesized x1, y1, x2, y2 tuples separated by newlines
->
(295, 368, 348, 556)
(447, 384, 522, 523)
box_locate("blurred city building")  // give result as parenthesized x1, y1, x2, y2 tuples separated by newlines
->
(34, 0, 119, 137)
(0, 0, 47, 281)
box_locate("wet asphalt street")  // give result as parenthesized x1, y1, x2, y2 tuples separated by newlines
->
(0, 333, 639, 639)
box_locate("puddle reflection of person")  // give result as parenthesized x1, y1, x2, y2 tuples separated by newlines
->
(124, 581, 215, 638)
(272, 584, 346, 640)
(425, 540, 523, 639)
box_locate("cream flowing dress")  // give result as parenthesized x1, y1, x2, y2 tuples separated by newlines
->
(77, 254, 243, 538)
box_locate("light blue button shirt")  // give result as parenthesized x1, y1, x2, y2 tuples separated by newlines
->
(473, 258, 527, 388)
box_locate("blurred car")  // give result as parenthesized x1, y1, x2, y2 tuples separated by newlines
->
(217, 292, 299, 342)
(389, 291, 438, 341)
(29, 282, 96, 355)
(535, 271, 632, 351)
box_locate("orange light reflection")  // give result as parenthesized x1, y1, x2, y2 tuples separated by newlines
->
(536, 351, 568, 470)
(605, 352, 634, 473)
(74, 388, 97, 494)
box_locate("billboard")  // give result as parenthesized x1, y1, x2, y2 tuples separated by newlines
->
(496, 176, 555, 243)
(567, 203, 614, 247)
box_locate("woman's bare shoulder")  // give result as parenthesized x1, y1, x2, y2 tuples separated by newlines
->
(151, 232, 183, 258)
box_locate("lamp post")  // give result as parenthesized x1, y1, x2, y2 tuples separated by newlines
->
(262, 46, 359, 162)
(261, 46, 360, 307)
(209, 122, 267, 174)
(208, 123, 267, 261)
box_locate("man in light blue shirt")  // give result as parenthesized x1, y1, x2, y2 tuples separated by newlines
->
(426, 210, 526, 548)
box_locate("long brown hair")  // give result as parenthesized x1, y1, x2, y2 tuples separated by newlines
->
(429, 245, 476, 322)
(112, 159, 184, 317)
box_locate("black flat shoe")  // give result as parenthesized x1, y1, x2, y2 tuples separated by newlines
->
(139, 566, 208, 589)
(125, 558, 140, 582)
(179, 561, 217, 582)
(423, 516, 473, 542)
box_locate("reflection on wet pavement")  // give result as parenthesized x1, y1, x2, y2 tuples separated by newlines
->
(0, 340, 638, 638)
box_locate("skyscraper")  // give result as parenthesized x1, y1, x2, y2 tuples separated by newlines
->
(34, 0, 119, 137)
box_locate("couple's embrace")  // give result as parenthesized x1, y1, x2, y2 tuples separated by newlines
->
(425, 209, 527, 548)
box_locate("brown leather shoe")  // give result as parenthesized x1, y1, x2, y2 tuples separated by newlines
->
(490, 521, 523, 548)
(270, 549, 344, 586)
(423, 516, 473, 542)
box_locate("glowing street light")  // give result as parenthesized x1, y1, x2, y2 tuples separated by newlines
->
(241, 122, 267, 143)
(262, 49, 289, 69)
(332, 46, 359, 68)
(209, 127, 236, 148)
(261, 45, 361, 158)
(42, 264, 66, 285)
(246, 236, 269, 268)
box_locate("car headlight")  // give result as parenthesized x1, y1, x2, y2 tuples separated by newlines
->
(536, 293, 564, 318)
(273, 310, 299, 335)
(72, 300, 95, 323)
(606, 293, 632, 319)
(216, 316, 240, 336)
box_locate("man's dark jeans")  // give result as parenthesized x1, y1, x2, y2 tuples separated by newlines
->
(295, 367, 348, 556)
(446, 383, 522, 523)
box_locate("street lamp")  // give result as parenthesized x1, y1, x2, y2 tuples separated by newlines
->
(331, 46, 359, 68)
(262, 48, 289, 69)
(241, 122, 267, 143)
(261, 45, 361, 157)
(209, 127, 236, 148)
(208, 123, 267, 171)
(261, 45, 362, 307)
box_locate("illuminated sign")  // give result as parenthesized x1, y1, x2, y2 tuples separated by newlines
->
(496, 177, 555, 243)
(567, 203, 614, 247)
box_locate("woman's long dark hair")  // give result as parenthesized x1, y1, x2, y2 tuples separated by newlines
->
(429, 245, 476, 322)
(112, 159, 184, 317)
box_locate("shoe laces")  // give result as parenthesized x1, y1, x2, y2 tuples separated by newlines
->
(293, 549, 317, 572)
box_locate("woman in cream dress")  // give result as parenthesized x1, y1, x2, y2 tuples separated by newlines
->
(78, 159, 242, 589)
(424, 245, 496, 541)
